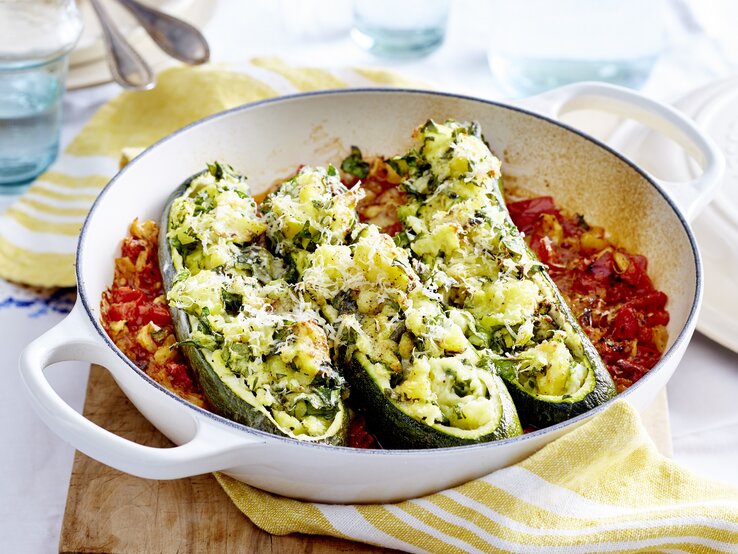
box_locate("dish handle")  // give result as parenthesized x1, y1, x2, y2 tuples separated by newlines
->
(19, 303, 264, 479)
(515, 81, 726, 221)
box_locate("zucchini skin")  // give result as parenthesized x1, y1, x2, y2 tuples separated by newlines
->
(172, 313, 281, 434)
(345, 352, 522, 449)
(496, 249, 616, 429)
(497, 354, 615, 429)
(158, 176, 348, 446)
(171, 312, 346, 445)
(158, 177, 198, 291)
(396, 120, 617, 430)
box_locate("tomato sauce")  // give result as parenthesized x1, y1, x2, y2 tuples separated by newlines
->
(347, 159, 407, 237)
(505, 196, 668, 391)
(100, 219, 207, 408)
(102, 163, 668, 447)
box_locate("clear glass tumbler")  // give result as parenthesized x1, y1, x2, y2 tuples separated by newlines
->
(0, 0, 83, 192)
(351, 0, 450, 59)
(487, 0, 667, 97)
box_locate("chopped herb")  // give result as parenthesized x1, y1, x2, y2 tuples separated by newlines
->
(221, 289, 243, 316)
(207, 161, 226, 180)
(389, 370, 406, 388)
(453, 379, 472, 397)
(341, 146, 370, 179)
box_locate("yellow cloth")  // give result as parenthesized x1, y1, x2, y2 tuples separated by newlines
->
(0, 58, 425, 287)
(216, 402, 738, 553)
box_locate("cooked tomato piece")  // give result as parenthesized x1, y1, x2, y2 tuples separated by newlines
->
(610, 305, 639, 340)
(111, 287, 144, 303)
(506, 196, 560, 234)
(121, 238, 146, 261)
(107, 300, 138, 323)
(143, 303, 172, 327)
(101, 220, 208, 409)
(348, 414, 378, 449)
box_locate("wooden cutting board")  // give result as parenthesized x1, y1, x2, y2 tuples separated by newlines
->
(59, 365, 672, 553)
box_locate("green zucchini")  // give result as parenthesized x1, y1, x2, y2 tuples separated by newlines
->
(159, 162, 348, 445)
(262, 167, 522, 447)
(154, 119, 616, 447)
(493, 264, 617, 428)
(394, 120, 616, 428)
(346, 351, 522, 449)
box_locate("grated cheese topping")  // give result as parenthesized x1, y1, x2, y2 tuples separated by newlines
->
(395, 120, 590, 397)
(164, 120, 599, 442)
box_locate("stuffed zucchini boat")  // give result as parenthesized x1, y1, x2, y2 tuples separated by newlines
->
(159, 163, 349, 445)
(393, 120, 617, 427)
(155, 119, 616, 447)
(262, 166, 523, 448)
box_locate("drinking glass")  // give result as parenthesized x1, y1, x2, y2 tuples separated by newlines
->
(487, 0, 667, 97)
(0, 0, 83, 192)
(351, 0, 450, 59)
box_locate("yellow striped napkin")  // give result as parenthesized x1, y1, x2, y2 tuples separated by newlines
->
(216, 402, 738, 553)
(0, 58, 425, 287)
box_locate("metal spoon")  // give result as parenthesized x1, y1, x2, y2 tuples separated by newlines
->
(113, 0, 210, 65)
(89, 0, 155, 90)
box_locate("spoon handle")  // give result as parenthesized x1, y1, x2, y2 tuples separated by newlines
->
(114, 0, 210, 65)
(89, 0, 155, 90)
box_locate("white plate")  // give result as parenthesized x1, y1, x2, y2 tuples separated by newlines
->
(609, 77, 738, 353)
(71, 0, 193, 66)
(67, 0, 214, 90)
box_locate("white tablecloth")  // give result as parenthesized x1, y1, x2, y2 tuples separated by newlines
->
(2, 1, 737, 552)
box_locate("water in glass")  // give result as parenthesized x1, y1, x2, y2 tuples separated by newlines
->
(487, 0, 667, 96)
(0, 0, 82, 191)
(351, 0, 450, 58)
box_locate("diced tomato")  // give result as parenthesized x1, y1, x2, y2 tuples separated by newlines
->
(633, 343, 663, 368)
(619, 254, 649, 288)
(111, 286, 144, 304)
(107, 300, 138, 322)
(630, 291, 668, 312)
(529, 235, 556, 265)
(646, 310, 670, 327)
(143, 303, 172, 327)
(137, 266, 164, 295)
(347, 414, 378, 449)
(507, 196, 560, 234)
(610, 305, 639, 340)
(383, 222, 405, 237)
(121, 238, 145, 261)
(166, 362, 195, 390)
(637, 324, 653, 343)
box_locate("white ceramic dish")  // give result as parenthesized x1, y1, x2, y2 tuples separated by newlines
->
(67, 0, 215, 90)
(608, 77, 738, 353)
(19, 84, 724, 503)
